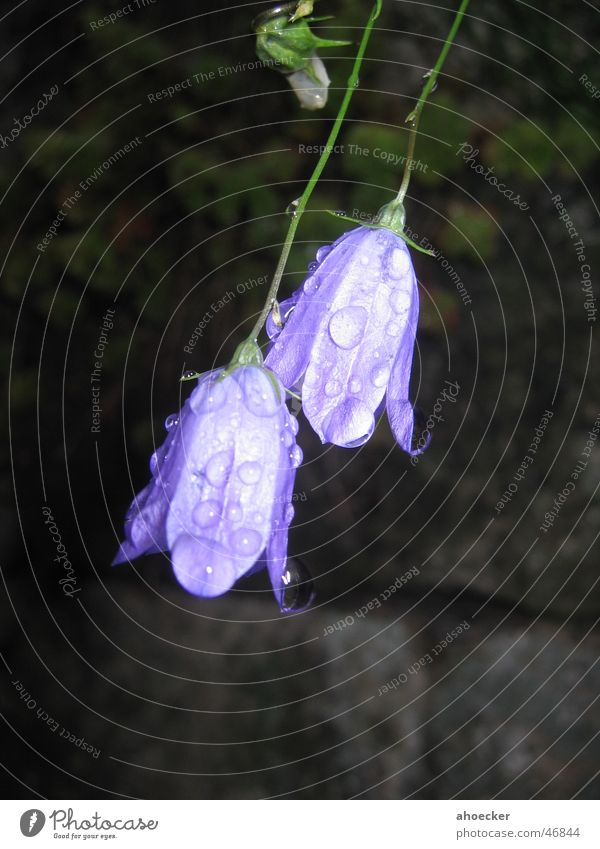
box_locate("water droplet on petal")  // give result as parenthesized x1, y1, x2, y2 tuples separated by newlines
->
(307, 260, 319, 274)
(253, 511, 264, 524)
(149, 452, 159, 476)
(325, 378, 341, 397)
(316, 245, 331, 262)
(390, 287, 411, 314)
(279, 557, 315, 613)
(226, 502, 243, 522)
(164, 413, 179, 431)
(388, 247, 412, 280)
(304, 362, 320, 386)
(371, 365, 390, 387)
(190, 379, 227, 414)
(238, 461, 262, 485)
(288, 416, 299, 435)
(289, 445, 303, 468)
(385, 320, 402, 338)
(230, 527, 262, 556)
(284, 504, 295, 524)
(328, 305, 368, 350)
(206, 449, 234, 487)
(193, 500, 222, 528)
(360, 254, 370, 266)
(282, 429, 294, 447)
(322, 399, 375, 447)
(349, 377, 362, 394)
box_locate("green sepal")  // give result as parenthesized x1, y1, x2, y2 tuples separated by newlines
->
(255, 10, 350, 77)
(220, 338, 282, 403)
(324, 202, 436, 256)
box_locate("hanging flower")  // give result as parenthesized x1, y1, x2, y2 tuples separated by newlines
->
(113, 365, 313, 613)
(254, 2, 350, 110)
(265, 207, 430, 454)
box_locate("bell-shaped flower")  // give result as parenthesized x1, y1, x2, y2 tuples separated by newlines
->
(265, 209, 430, 454)
(113, 365, 313, 613)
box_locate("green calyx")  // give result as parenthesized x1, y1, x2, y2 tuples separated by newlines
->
(221, 338, 282, 401)
(325, 202, 435, 256)
(254, 2, 351, 81)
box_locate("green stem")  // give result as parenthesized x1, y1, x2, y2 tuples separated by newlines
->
(248, 0, 383, 342)
(396, 0, 470, 204)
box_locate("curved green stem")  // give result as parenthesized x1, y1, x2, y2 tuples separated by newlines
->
(248, 0, 382, 342)
(396, 0, 470, 204)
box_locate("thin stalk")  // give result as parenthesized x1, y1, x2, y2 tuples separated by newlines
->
(248, 0, 382, 341)
(396, 0, 470, 204)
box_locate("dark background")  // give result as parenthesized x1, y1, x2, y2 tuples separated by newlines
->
(2, 0, 600, 798)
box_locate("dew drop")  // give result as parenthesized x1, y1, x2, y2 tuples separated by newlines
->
(307, 260, 319, 274)
(390, 287, 411, 314)
(325, 378, 341, 397)
(206, 449, 233, 487)
(360, 254, 370, 266)
(193, 500, 222, 528)
(284, 504, 295, 524)
(304, 362, 320, 386)
(386, 320, 402, 338)
(253, 511, 264, 524)
(279, 557, 315, 613)
(230, 527, 262, 556)
(286, 198, 300, 217)
(238, 460, 262, 485)
(349, 377, 362, 394)
(282, 429, 294, 447)
(181, 370, 198, 381)
(371, 365, 390, 387)
(316, 245, 332, 262)
(388, 247, 411, 280)
(149, 451, 159, 477)
(328, 305, 368, 350)
(226, 502, 243, 523)
(289, 445, 303, 468)
(288, 416, 299, 435)
(164, 413, 179, 431)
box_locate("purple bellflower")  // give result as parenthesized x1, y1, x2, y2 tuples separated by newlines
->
(113, 365, 313, 613)
(265, 212, 430, 454)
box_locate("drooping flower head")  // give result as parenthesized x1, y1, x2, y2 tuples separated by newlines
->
(113, 365, 313, 613)
(265, 204, 430, 454)
(254, 2, 351, 110)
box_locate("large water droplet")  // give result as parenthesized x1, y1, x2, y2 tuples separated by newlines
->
(193, 500, 222, 528)
(190, 379, 227, 414)
(226, 502, 243, 523)
(238, 461, 262, 485)
(149, 451, 159, 477)
(239, 370, 280, 417)
(289, 445, 303, 468)
(371, 365, 390, 387)
(164, 413, 179, 431)
(390, 287, 411, 314)
(316, 245, 332, 263)
(328, 305, 368, 350)
(280, 557, 315, 613)
(206, 449, 233, 487)
(325, 378, 341, 397)
(230, 527, 262, 556)
(286, 198, 300, 217)
(388, 247, 411, 280)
